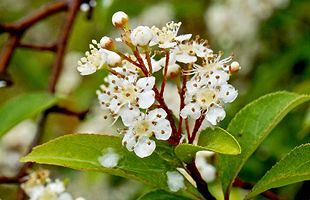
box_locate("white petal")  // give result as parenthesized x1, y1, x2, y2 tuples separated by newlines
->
(146, 108, 167, 121)
(175, 54, 197, 64)
(138, 90, 155, 109)
(180, 103, 201, 119)
(205, 105, 226, 125)
(77, 64, 96, 75)
(219, 84, 238, 103)
(134, 137, 156, 158)
(175, 34, 192, 42)
(109, 98, 121, 113)
(136, 76, 155, 90)
(119, 106, 140, 126)
(208, 70, 229, 87)
(159, 42, 177, 49)
(122, 129, 137, 151)
(97, 92, 110, 103)
(154, 119, 172, 140)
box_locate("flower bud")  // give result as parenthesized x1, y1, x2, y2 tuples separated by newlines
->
(100, 36, 114, 50)
(130, 26, 153, 46)
(112, 11, 128, 29)
(230, 61, 240, 73)
(166, 64, 180, 78)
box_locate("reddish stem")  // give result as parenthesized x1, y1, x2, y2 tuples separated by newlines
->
(188, 112, 206, 144)
(160, 50, 169, 96)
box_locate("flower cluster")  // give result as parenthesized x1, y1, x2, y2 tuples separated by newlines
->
(21, 169, 84, 200)
(77, 11, 239, 158)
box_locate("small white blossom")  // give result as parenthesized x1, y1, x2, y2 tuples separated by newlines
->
(112, 11, 129, 28)
(195, 151, 216, 183)
(172, 43, 197, 64)
(97, 75, 155, 125)
(122, 109, 172, 158)
(166, 171, 185, 192)
(98, 148, 120, 168)
(184, 53, 233, 76)
(150, 22, 191, 48)
(21, 170, 84, 200)
(77, 44, 106, 75)
(192, 41, 213, 58)
(130, 26, 154, 46)
(180, 74, 237, 125)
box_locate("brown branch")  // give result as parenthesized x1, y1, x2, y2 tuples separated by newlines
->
(0, 35, 20, 73)
(0, 0, 68, 34)
(18, 43, 57, 52)
(0, 0, 69, 76)
(186, 161, 216, 200)
(48, 0, 80, 93)
(0, 2, 90, 199)
(47, 106, 89, 120)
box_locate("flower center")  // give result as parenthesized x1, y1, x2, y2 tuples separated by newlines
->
(134, 120, 152, 137)
(121, 85, 137, 103)
(196, 88, 216, 109)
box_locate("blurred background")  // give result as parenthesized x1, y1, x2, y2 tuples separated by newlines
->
(0, 0, 309, 199)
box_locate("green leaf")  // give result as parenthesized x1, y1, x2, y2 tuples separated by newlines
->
(175, 127, 241, 163)
(0, 92, 58, 138)
(218, 91, 310, 196)
(21, 134, 202, 199)
(246, 144, 310, 199)
(138, 190, 192, 200)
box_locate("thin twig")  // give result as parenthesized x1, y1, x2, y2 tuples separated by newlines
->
(233, 177, 280, 200)
(48, 0, 80, 93)
(19, 43, 57, 52)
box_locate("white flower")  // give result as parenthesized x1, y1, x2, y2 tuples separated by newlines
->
(122, 108, 172, 158)
(192, 41, 213, 58)
(172, 43, 197, 64)
(130, 26, 154, 46)
(195, 151, 216, 183)
(150, 21, 191, 48)
(21, 170, 84, 200)
(112, 11, 129, 28)
(97, 75, 155, 126)
(98, 148, 120, 168)
(77, 44, 106, 75)
(184, 53, 232, 76)
(180, 74, 237, 125)
(166, 171, 185, 192)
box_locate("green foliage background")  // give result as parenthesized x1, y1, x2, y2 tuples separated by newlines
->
(0, 0, 309, 199)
